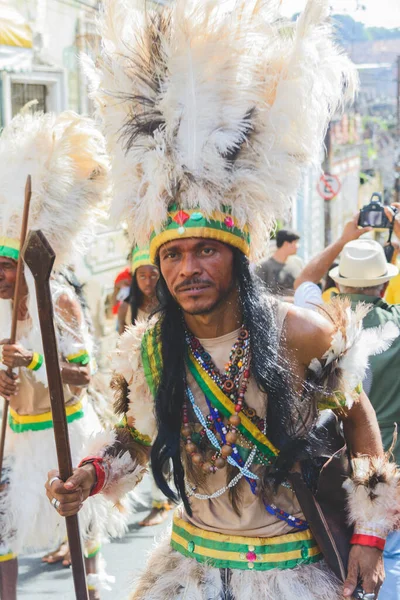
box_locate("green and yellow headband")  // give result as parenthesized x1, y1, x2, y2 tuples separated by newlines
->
(131, 245, 152, 274)
(0, 237, 20, 261)
(149, 206, 250, 263)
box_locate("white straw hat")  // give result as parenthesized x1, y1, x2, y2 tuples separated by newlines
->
(329, 239, 398, 288)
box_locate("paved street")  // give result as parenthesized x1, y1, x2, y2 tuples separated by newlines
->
(18, 475, 172, 600)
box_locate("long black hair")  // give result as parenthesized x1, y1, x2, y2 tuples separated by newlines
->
(128, 271, 145, 325)
(150, 249, 321, 514)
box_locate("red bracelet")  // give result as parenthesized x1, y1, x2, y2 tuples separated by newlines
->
(350, 533, 386, 551)
(78, 456, 106, 496)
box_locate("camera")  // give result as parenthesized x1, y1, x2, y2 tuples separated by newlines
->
(358, 193, 390, 229)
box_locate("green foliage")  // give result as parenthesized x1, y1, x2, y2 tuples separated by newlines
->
(332, 14, 400, 45)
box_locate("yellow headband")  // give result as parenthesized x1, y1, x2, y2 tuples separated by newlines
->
(0, 237, 20, 261)
(149, 208, 250, 263)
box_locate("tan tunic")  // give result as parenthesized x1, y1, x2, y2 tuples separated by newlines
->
(9, 318, 82, 417)
(183, 306, 306, 538)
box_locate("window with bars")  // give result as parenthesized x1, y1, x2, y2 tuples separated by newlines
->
(11, 83, 47, 117)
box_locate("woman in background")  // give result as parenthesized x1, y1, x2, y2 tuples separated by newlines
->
(118, 246, 173, 527)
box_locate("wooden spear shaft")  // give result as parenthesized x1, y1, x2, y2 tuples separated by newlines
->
(22, 230, 88, 600)
(0, 175, 32, 474)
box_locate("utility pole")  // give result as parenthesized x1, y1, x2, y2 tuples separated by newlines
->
(397, 56, 400, 139)
(396, 57, 400, 203)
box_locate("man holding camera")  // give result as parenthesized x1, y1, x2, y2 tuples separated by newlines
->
(295, 204, 400, 599)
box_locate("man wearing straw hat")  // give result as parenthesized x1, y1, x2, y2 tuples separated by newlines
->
(330, 238, 400, 600)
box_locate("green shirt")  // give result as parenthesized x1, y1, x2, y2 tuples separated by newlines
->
(342, 294, 400, 464)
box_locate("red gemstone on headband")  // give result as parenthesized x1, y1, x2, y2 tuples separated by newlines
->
(174, 211, 190, 225)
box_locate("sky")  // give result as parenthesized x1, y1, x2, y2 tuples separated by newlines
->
(279, 0, 400, 29)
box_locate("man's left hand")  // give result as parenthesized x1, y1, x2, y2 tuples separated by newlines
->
(343, 545, 385, 598)
(0, 339, 33, 369)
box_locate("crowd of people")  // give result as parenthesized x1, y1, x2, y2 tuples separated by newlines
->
(0, 1, 399, 600)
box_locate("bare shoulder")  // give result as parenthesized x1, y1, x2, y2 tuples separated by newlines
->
(285, 304, 334, 368)
(55, 292, 82, 325)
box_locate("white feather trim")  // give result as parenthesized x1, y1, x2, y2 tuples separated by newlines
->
(87, 555, 115, 592)
(103, 451, 147, 504)
(343, 455, 400, 535)
(85, 0, 357, 260)
(311, 300, 399, 409)
(0, 403, 127, 553)
(111, 318, 157, 439)
(338, 320, 399, 393)
(80, 427, 147, 503)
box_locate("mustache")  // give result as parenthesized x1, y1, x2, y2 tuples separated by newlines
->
(175, 278, 213, 292)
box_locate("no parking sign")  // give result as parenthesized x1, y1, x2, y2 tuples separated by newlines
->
(317, 173, 341, 200)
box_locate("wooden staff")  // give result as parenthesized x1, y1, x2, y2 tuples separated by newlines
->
(0, 175, 32, 474)
(22, 230, 89, 600)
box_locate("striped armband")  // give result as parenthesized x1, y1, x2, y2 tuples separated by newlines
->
(66, 349, 90, 366)
(117, 415, 152, 447)
(318, 382, 363, 411)
(27, 352, 44, 371)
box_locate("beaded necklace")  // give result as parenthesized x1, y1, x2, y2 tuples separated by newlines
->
(182, 328, 308, 531)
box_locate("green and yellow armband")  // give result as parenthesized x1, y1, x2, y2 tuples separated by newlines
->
(66, 349, 90, 366)
(117, 415, 152, 447)
(27, 352, 44, 371)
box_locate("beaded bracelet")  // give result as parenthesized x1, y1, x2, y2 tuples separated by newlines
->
(27, 352, 44, 371)
(78, 456, 106, 496)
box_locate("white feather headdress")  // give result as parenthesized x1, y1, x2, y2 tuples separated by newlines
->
(85, 0, 358, 260)
(0, 110, 109, 264)
(0, 110, 109, 385)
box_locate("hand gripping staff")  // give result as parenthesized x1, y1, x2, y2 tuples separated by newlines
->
(0, 175, 32, 475)
(22, 230, 89, 600)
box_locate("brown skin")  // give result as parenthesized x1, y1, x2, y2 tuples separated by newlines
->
(117, 265, 159, 335)
(47, 237, 385, 596)
(273, 239, 299, 264)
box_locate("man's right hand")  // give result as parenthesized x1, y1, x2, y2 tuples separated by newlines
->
(0, 370, 19, 400)
(340, 214, 372, 245)
(45, 464, 97, 517)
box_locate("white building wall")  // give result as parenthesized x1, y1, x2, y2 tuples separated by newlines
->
(293, 167, 325, 263)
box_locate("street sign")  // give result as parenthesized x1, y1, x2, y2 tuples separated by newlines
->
(317, 173, 341, 200)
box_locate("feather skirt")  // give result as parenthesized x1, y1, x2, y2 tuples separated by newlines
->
(0, 401, 128, 554)
(130, 532, 343, 600)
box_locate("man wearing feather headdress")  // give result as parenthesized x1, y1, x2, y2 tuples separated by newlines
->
(0, 110, 127, 600)
(45, 1, 399, 599)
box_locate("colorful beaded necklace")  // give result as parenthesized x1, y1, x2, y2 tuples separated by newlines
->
(182, 327, 308, 531)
